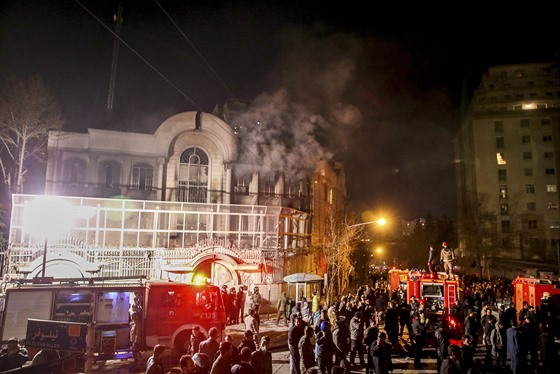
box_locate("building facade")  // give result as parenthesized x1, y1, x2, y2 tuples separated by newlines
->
(5, 110, 346, 301)
(454, 62, 560, 266)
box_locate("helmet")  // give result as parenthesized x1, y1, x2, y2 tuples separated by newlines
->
(320, 321, 329, 331)
(442, 242, 448, 247)
(543, 292, 551, 299)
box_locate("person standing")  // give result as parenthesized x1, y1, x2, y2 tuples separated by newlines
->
(129, 311, 143, 369)
(506, 320, 521, 374)
(249, 287, 262, 325)
(490, 320, 507, 370)
(539, 323, 557, 374)
(427, 245, 436, 274)
(237, 330, 257, 353)
(236, 286, 246, 324)
(434, 320, 450, 374)
(276, 291, 288, 326)
(384, 301, 399, 344)
(332, 316, 350, 365)
(440, 242, 455, 279)
(363, 319, 379, 374)
(370, 332, 393, 374)
(312, 292, 320, 316)
(440, 344, 462, 374)
(231, 347, 257, 374)
(146, 344, 166, 374)
(0, 337, 29, 372)
(198, 327, 220, 366)
(210, 341, 233, 374)
(251, 336, 272, 374)
(299, 326, 317, 374)
(288, 313, 306, 374)
(412, 312, 428, 369)
(316, 320, 334, 374)
(244, 308, 259, 345)
(349, 311, 365, 367)
(190, 326, 207, 356)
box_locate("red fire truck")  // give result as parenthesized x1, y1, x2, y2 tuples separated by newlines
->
(389, 269, 462, 341)
(0, 277, 226, 362)
(512, 275, 560, 315)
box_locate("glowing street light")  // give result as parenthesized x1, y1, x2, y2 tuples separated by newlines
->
(348, 218, 387, 228)
(22, 196, 75, 278)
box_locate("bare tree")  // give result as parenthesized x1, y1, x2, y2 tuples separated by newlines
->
(0, 74, 64, 197)
(319, 211, 362, 304)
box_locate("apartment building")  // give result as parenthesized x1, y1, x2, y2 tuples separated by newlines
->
(454, 62, 560, 266)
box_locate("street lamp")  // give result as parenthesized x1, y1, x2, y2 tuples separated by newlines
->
(348, 218, 387, 228)
(22, 196, 75, 278)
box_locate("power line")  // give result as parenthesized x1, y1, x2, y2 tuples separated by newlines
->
(154, 0, 236, 99)
(74, 0, 203, 111)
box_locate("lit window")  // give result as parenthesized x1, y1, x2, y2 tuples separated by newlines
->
(548, 203, 559, 210)
(547, 185, 557, 192)
(500, 203, 509, 215)
(525, 184, 535, 194)
(550, 221, 560, 229)
(496, 153, 506, 165)
(499, 185, 508, 199)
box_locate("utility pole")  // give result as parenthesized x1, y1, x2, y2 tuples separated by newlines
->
(106, 3, 123, 123)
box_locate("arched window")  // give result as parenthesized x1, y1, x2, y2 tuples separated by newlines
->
(178, 147, 208, 202)
(62, 158, 86, 185)
(131, 164, 153, 190)
(99, 161, 121, 188)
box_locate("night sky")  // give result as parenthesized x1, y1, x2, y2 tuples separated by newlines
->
(1, 0, 559, 223)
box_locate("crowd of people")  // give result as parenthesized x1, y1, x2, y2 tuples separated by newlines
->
(280, 268, 560, 374)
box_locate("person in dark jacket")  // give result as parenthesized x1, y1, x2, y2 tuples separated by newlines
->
(363, 320, 379, 374)
(210, 341, 233, 374)
(384, 301, 399, 344)
(434, 320, 450, 374)
(190, 326, 207, 356)
(540, 323, 558, 374)
(332, 316, 350, 364)
(198, 327, 220, 366)
(440, 344, 462, 374)
(370, 332, 393, 374)
(506, 320, 521, 374)
(0, 337, 29, 372)
(299, 326, 316, 373)
(412, 312, 428, 369)
(237, 330, 257, 353)
(250, 335, 272, 374)
(398, 300, 413, 341)
(288, 313, 306, 374)
(230, 347, 256, 374)
(316, 320, 334, 374)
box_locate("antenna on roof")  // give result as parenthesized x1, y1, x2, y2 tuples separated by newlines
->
(106, 3, 123, 123)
